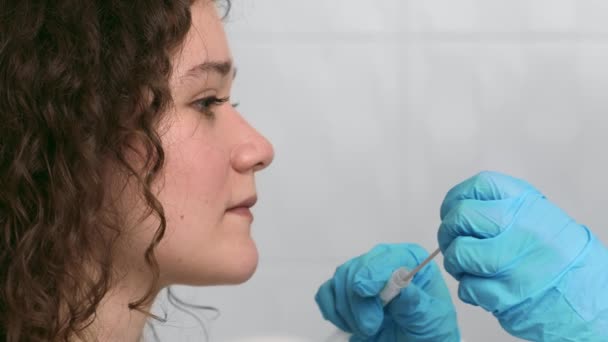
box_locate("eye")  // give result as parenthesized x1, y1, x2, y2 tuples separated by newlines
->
(192, 96, 229, 118)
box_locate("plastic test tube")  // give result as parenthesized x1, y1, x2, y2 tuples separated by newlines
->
(379, 247, 441, 306)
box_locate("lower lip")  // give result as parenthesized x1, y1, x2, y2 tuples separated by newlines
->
(227, 207, 253, 220)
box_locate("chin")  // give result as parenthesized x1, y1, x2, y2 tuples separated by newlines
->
(226, 243, 259, 284)
(173, 237, 260, 286)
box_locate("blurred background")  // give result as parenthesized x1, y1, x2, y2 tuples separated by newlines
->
(150, 0, 608, 341)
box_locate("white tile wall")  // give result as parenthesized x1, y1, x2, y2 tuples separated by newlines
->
(152, 1, 608, 341)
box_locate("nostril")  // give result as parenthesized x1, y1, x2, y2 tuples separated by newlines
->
(257, 141, 274, 171)
(253, 161, 266, 172)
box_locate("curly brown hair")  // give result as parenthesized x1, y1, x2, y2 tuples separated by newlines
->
(0, 0, 230, 341)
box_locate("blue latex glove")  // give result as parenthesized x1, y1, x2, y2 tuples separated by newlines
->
(438, 171, 608, 341)
(315, 243, 460, 341)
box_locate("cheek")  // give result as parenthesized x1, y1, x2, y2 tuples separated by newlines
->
(161, 139, 230, 223)
(152, 133, 235, 283)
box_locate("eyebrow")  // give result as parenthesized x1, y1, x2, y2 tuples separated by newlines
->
(180, 60, 235, 82)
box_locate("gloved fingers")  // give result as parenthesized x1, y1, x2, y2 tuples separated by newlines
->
(345, 289, 385, 337)
(440, 191, 584, 281)
(356, 243, 452, 304)
(440, 171, 541, 220)
(351, 245, 405, 298)
(352, 298, 384, 336)
(347, 244, 429, 337)
(316, 243, 443, 338)
(410, 260, 454, 303)
(341, 260, 386, 337)
(457, 275, 508, 313)
(328, 249, 388, 337)
(443, 217, 560, 282)
(349, 335, 366, 342)
(399, 244, 453, 300)
(352, 243, 447, 300)
(386, 284, 458, 337)
(349, 333, 378, 342)
(443, 236, 511, 281)
(315, 277, 381, 337)
(352, 243, 429, 298)
(400, 243, 431, 262)
(368, 322, 397, 342)
(438, 198, 520, 253)
(386, 283, 433, 325)
(315, 278, 352, 333)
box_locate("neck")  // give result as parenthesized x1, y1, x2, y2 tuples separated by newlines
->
(74, 266, 162, 342)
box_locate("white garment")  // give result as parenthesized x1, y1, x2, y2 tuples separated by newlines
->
(225, 335, 313, 342)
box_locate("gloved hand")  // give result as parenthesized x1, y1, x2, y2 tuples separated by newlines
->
(438, 171, 608, 341)
(315, 243, 460, 341)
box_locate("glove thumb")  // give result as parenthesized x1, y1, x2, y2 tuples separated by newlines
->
(386, 283, 456, 335)
(385, 283, 430, 328)
(385, 283, 461, 340)
(352, 264, 396, 298)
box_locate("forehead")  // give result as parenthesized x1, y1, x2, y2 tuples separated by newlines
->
(171, 1, 231, 80)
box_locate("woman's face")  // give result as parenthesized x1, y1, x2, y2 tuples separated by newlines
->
(116, 0, 274, 287)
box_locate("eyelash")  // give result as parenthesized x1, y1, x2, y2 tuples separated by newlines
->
(192, 96, 239, 118)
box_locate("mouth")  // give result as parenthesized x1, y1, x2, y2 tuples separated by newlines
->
(226, 195, 257, 220)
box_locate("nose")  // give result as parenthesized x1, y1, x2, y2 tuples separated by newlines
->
(230, 126, 274, 174)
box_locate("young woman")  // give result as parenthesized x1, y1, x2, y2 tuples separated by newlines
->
(1, 0, 273, 340)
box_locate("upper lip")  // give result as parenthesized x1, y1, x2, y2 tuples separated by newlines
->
(227, 195, 257, 210)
